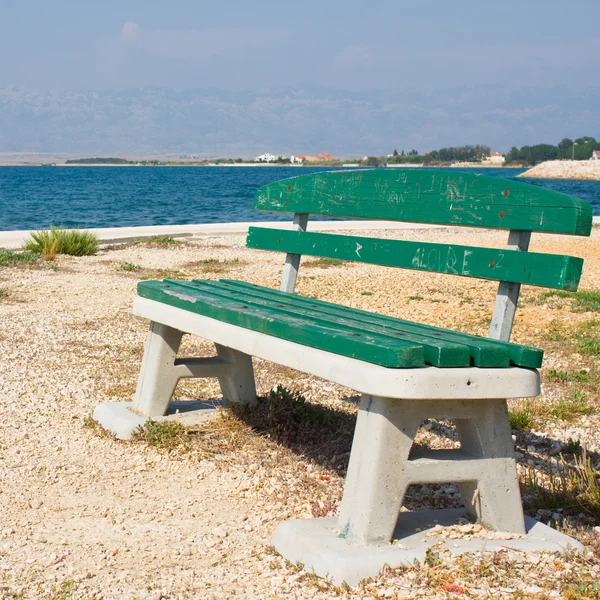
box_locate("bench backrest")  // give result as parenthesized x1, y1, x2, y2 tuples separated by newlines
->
(247, 169, 592, 343)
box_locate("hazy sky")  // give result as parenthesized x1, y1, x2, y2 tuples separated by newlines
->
(2, 0, 599, 92)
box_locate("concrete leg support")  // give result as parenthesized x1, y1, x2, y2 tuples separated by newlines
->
(94, 323, 256, 439)
(215, 343, 256, 406)
(336, 394, 421, 546)
(132, 321, 184, 417)
(272, 395, 560, 584)
(454, 399, 525, 533)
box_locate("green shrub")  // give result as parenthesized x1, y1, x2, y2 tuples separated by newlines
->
(23, 226, 99, 257)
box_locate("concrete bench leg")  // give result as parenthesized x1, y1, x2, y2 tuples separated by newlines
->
(454, 399, 524, 533)
(94, 322, 257, 439)
(132, 321, 184, 417)
(215, 343, 257, 406)
(273, 390, 581, 584)
(336, 395, 525, 547)
(336, 394, 421, 546)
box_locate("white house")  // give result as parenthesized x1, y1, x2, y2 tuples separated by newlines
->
(591, 150, 600, 161)
(255, 153, 278, 163)
(484, 151, 506, 165)
(290, 155, 304, 164)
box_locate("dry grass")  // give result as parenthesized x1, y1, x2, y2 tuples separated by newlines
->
(184, 257, 246, 274)
(302, 257, 346, 268)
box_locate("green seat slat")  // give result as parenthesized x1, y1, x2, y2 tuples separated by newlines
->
(175, 280, 472, 367)
(137, 280, 425, 368)
(247, 228, 583, 291)
(253, 170, 593, 236)
(220, 280, 543, 368)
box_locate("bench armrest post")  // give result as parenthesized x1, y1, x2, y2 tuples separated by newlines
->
(280, 212, 309, 293)
(488, 230, 531, 342)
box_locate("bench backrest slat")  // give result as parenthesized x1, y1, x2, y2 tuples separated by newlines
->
(247, 227, 583, 290)
(254, 170, 592, 236)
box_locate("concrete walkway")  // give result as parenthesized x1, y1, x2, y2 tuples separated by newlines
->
(0, 221, 442, 249)
(2, 217, 598, 250)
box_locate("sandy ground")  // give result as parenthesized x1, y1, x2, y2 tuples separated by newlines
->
(519, 160, 600, 181)
(1, 226, 600, 599)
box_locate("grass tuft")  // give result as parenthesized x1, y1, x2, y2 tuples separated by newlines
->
(117, 262, 142, 272)
(132, 419, 188, 449)
(524, 448, 600, 521)
(23, 226, 98, 257)
(551, 391, 592, 421)
(0, 249, 40, 267)
(575, 319, 600, 356)
(302, 257, 345, 268)
(540, 289, 600, 312)
(546, 369, 595, 383)
(509, 408, 532, 431)
(143, 235, 181, 247)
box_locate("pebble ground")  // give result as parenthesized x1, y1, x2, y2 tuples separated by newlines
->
(1, 226, 599, 599)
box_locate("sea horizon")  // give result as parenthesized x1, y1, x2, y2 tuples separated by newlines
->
(1, 165, 598, 233)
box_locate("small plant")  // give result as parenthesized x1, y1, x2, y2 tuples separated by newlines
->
(23, 226, 98, 257)
(302, 257, 344, 268)
(118, 262, 142, 272)
(408, 295, 424, 301)
(361, 291, 373, 296)
(144, 235, 181, 247)
(575, 319, 600, 356)
(0, 249, 40, 267)
(43, 239, 58, 261)
(51, 579, 78, 599)
(540, 289, 600, 313)
(522, 464, 573, 512)
(546, 369, 594, 383)
(133, 419, 188, 449)
(570, 447, 600, 519)
(0, 288, 8, 298)
(186, 258, 244, 274)
(563, 438, 582, 455)
(509, 407, 532, 431)
(551, 391, 592, 421)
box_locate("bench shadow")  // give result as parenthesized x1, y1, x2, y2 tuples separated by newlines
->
(222, 392, 600, 517)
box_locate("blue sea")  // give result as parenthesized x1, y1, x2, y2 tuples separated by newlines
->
(0, 166, 598, 231)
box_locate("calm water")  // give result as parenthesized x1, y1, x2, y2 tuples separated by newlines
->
(0, 166, 598, 231)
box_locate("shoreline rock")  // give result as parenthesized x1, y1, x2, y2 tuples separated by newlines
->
(518, 160, 600, 181)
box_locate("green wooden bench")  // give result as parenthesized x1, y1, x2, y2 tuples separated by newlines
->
(94, 169, 592, 584)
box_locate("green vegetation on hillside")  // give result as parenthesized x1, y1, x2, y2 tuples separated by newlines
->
(65, 157, 132, 164)
(361, 145, 491, 167)
(506, 136, 599, 165)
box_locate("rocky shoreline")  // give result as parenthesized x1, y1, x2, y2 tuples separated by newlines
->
(519, 159, 600, 181)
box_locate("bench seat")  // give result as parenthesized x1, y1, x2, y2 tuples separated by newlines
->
(137, 278, 542, 369)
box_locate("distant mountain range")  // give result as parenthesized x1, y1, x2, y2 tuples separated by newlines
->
(1, 84, 598, 156)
